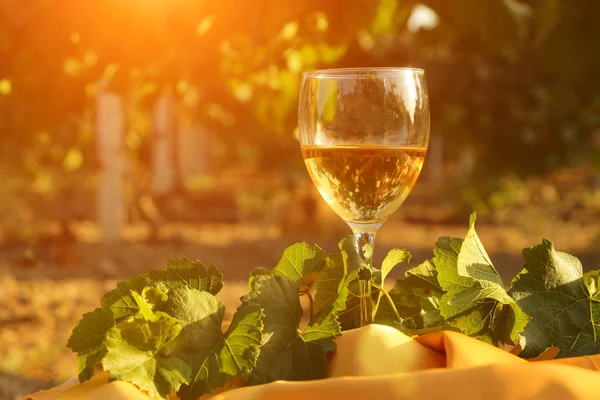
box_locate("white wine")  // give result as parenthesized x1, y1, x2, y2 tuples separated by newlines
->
(301, 145, 426, 227)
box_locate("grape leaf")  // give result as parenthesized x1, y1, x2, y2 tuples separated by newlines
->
(161, 287, 222, 326)
(148, 258, 224, 295)
(311, 236, 367, 324)
(68, 260, 262, 398)
(375, 259, 445, 331)
(509, 239, 600, 358)
(67, 307, 114, 382)
(248, 267, 270, 289)
(101, 258, 223, 322)
(584, 270, 600, 297)
(143, 286, 169, 307)
(76, 353, 101, 383)
(380, 248, 411, 284)
(251, 242, 326, 292)
(433, 214, 529, 343)
(339, 235, 366, 270)
(162, 287, 263, 400)
(71, 280, 171, 383)
(218, 303, 263, 379)
(102, 314, 191, 400)
(311, 252, 350, 323)
(292, 313, 340, 380)
(372, 248, 412, 328)
(101, 276, 154, 322)
(250, 240, 352, 327)
(243, 275, 340, 384)
(130, 287, 168, 322)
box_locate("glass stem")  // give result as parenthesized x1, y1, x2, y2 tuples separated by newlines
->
(353, 230, 376, 327)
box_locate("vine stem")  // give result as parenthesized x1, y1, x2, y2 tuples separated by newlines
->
(373, 286, 383, 316)
(371, 281, 402, 324)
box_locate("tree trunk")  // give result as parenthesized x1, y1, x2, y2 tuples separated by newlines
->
(96, 87, 124, 243)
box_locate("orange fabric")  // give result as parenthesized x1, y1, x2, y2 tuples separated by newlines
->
(209, 363, 600, 400)
(22, 372, 151, 400)
(326, 324, 446, 376)
(212, 330, 600, 400)
(540, 354, 600, 371)
(415, 330, 600, 372)
(415, 330, 527, 369)
(23, 327, 600, 400)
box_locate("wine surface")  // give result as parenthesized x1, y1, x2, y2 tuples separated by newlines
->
(302, 145, 426, 227)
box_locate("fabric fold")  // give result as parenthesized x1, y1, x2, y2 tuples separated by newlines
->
(22, 325, 600, 400)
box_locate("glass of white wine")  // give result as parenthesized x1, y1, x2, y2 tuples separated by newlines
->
(298, 68, 429, 326)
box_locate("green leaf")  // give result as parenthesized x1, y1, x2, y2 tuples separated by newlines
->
(248, 267, 270, 290)
(338, 235, 365, 272)
(433, 214, 529, 343)
(163, 288, 263, 400)
(300, 313, 340, 379)
(101, 276, 154, 321)
(361, 243, 373, 262)
(67, 307, 114, 382)
(130, 287, 168, 322)
(218, 302, 264, 378)
(244, 275, 339, 384)
(584, 270, 600, 296)
(336, 277, 363, 330)
(509, 239, 600, 358)
(69, 262, 265, 397)
(162, 287, 222, 327)
(77, 351, 103, 382)
(311, 235, 364, 325)
(251, 242, 326, 292)
(102, 314, 191, 400)
(312, 252, 350, 323)
(143, 286, 169, 306)
(67, 307, 114, 355)
(375, 260, 445, 331)
(490, 301, 530, 346)
(101, 259, 222, 322)
(250, 239, 352, 328)
(380, 248, 411, 285)
(377, 248, 412, 326)
(148, 258, 224, 295)
(447, 299, 498, 337)
(163, 289, 224, 397)
(456, 213, 503, 286)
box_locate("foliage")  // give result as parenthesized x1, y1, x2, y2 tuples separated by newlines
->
(67, 213, 600, 398)
(374, 213, 599, 358)
(509, 241, 600, 357)
(67, 257, 339, 400)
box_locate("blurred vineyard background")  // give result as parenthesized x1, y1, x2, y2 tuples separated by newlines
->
(2, 0, 600, 397)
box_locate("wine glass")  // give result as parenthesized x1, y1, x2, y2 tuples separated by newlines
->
(298, 68, 429, 326)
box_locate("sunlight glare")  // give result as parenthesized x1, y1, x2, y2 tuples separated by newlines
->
(407, 4, 440, 33)
(0, 79, 12, 95)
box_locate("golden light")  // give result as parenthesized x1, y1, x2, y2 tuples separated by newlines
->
(0, 78, 12, 95)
